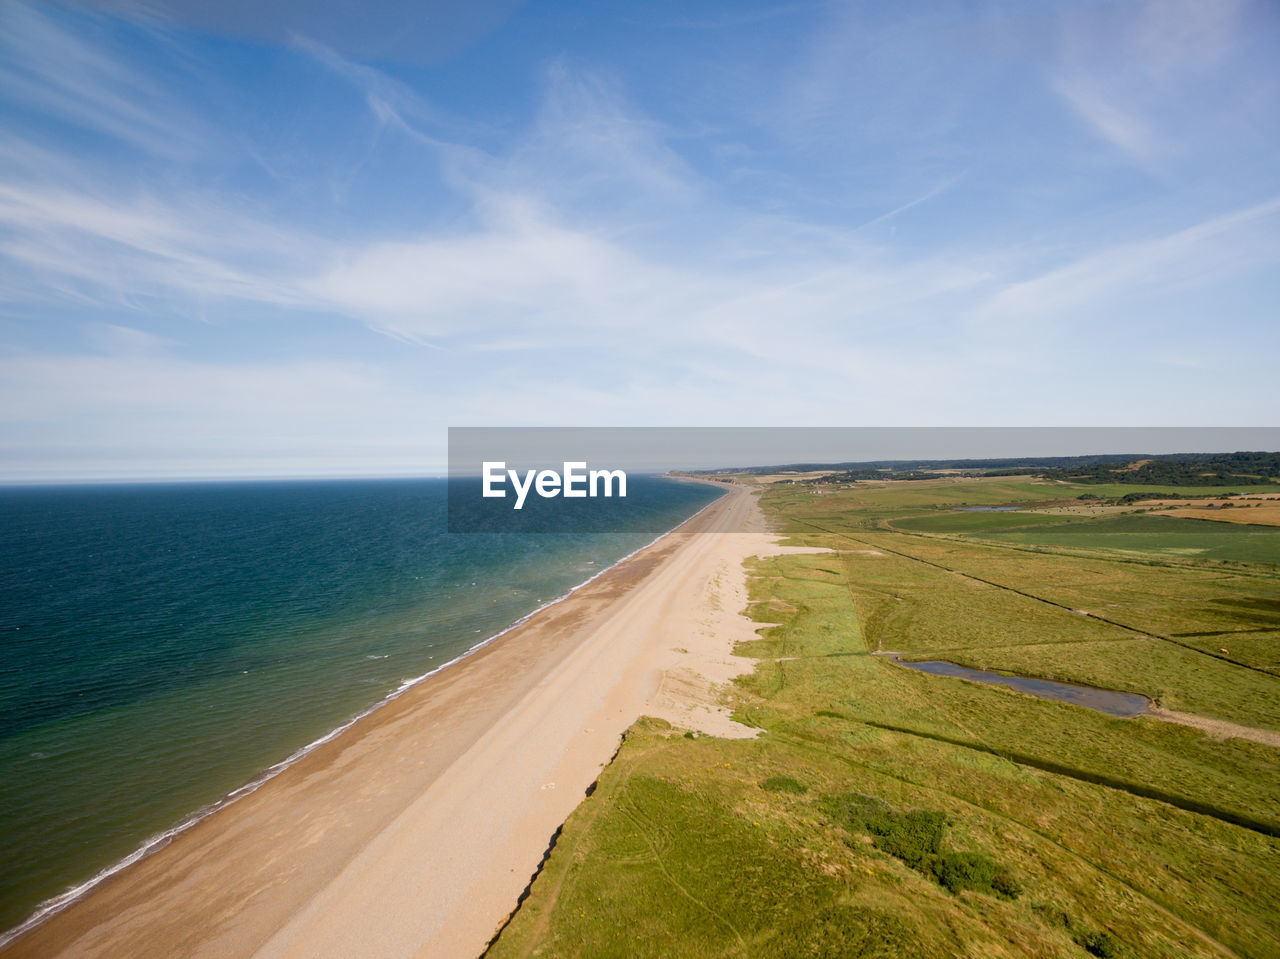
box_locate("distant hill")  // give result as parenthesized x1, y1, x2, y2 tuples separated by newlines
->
(1040, 451, 1280, 486)
(696, 451, 1280, 486)
(705, 454, 1140, 475)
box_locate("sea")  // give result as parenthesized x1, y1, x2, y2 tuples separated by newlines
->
(0, 476, 723, 937)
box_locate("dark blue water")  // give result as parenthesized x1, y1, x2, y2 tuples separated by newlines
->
(892, 658, 1150, 716)
(0, 477, 721, 935)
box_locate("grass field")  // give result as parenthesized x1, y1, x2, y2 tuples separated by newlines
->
(890, 512, 1088, 533)
(971, 514, 1280, 565)
(487, 476, 1280, 959)
(1162, 504, 1280, 527)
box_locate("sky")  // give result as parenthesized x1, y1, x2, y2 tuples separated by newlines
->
(0, 0, 1277, 480)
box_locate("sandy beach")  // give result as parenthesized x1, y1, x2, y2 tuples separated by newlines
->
(2, 483, 825, 959)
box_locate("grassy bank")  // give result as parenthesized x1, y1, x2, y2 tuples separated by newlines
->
(488, 477, 1280, 958)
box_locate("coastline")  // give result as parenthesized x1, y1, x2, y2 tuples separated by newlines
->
(0, 482, 823, 959)
(0, 482, 728, 951)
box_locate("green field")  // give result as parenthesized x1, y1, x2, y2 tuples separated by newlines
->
(487, 476, 1280, 959)
(891, 511, 1088, 533)
(973, 513, 1280, 565)
(809, 478, 1272, 513)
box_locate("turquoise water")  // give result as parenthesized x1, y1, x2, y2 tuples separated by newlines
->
(0, 477, 722, 935)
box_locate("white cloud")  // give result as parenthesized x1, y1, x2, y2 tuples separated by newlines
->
(0, 2, 210, 158)
(1051, 0, 1249, 168)
(0, 180, 313, 308)
(518, 62, 700, 207)
(2, 1, 1279, 479)
(305, 193, 743, 348)
(973, 196, 1280, 331)
(294, 36, 470, 146)
(1052, 76, 1159, 166)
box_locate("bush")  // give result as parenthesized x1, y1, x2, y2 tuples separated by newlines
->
(1080, 931, 1120, 957)
(932, 852, 997, 894)
(865, 810, 947, 869)
(824, 793, 1020, 899)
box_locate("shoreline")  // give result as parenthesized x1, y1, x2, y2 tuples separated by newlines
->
(0, 483, 730, 950)
(0, 482, 827, 959)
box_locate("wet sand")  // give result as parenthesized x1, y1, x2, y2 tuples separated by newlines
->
(2, 484, 824, 959)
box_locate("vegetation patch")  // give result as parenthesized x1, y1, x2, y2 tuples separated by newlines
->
(760, 774, 808, 794)
(1078, 929, 1121, 957)
(1040, 451, 1280, 487)
(825, 793, 1021, 899)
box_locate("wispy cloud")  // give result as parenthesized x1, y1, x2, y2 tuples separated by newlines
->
(1052, 77, 1159, 167)
(1, 0, 1278, 477)
(852, 175, 965, 232)
(1050, 0, 1249, 169)
(1, 12, 1266, 361)
(0, 180, 313, 310)
(306, 197, 691, 342)
(973, 196, 1280, 330)
(0, 2, 209, 158)
(517, 62, 700, 208)
(294, 36, 473, 148)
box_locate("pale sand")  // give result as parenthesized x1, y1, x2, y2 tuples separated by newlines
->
(3, 485, 828, 959)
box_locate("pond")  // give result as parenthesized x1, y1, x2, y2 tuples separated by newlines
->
(889, 657, 1150, 717)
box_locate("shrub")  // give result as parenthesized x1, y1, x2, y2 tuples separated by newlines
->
(933, 852, 998, 894)
(865, 810, 947, 869)
(1080, 931, 1120, 957)
(824, 793, 1019, 899)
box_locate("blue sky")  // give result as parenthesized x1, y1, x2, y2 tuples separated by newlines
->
(1, 0, 1277, 479)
